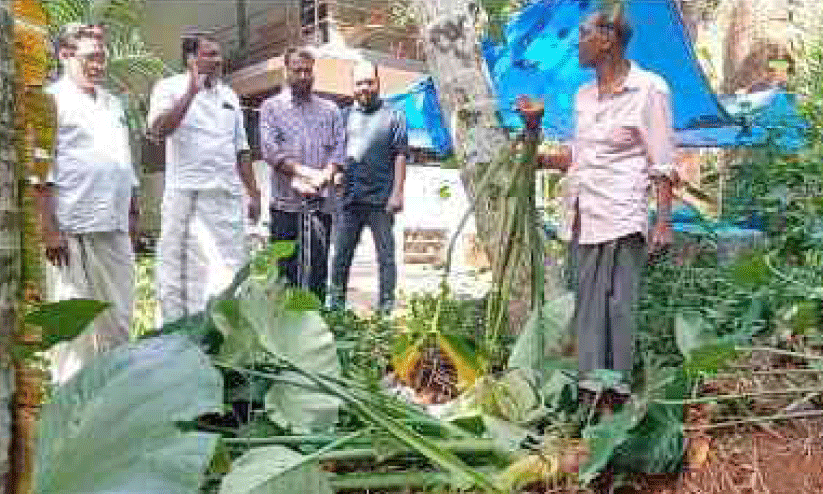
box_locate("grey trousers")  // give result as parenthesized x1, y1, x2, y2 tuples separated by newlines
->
(574, 232, 646, 395)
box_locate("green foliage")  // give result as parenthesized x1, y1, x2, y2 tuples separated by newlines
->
(580, 369, 687, 484)
(507, 291, 576, 383)
(323, 309, 395, 385)
(218, 446, 333, 494)
(131, 254, 157, 338)
(612, 368, 686, 474)
(401, 290, 485, 344)
(33, 335, 222, 494)
(212, 268, 342, 434)
(22, 299, 110, 353)
(579, 405, 638, 485)
(478, 0, 528, 42)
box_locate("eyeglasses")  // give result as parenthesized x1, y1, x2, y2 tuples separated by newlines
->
(579, 23, 615, 38)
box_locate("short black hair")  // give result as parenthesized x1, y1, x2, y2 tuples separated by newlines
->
(180, 31, 218, 66)
(284, 46, 315, 67)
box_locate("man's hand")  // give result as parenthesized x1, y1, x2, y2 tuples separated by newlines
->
(305, 166, 334, 191)
(187, 58, 203, 96)
(515, 95, 544, 131)
(291, 175, 319, 197)
(386, 191, 403, 214)
(44, 228, 69, 267)
(247, 191, 262, 223)
(649, 219, 673, 254)
(537, 141, 572, 172)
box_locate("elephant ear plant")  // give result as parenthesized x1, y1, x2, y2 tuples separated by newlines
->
(26, 243, 502, 493)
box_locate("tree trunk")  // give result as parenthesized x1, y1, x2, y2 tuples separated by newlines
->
(412, 0, 540, 335)
(0, 5, 20, 492)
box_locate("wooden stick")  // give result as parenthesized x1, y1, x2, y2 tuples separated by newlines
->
(684, 409, 823, 432)
(654, 386, 823, 405)
(736, 346, 823, 361)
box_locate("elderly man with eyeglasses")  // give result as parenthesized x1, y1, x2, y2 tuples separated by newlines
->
(528, 7, 678, 412)
(34, 28, 140, 384)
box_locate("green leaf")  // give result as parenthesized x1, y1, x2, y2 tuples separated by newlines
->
(613, 368, 686, 474)
(251, 241, 296, 278)
(158, 312, 224, 355)
(33, 335, 222, 494)
(508, 291, 576, 381)
(686, 342, 737, 375)
(218, 353, 500, 491)
(283, 289, 322, 311)
(541, 368, 578, 415)
(239, 281, 342, 433)
(25, 299, 111, 348)
(674, 311, 739, 374)
(269, 241, 296, 262)
(728, 251, 771, 289)
(613, 401, 684, 473)
(262, 312, 341, 433)
(579, 406, 638, 485)
(674, 310, 703, 359)
(218, 445, 333, 494)
(213, 302, 259, 366)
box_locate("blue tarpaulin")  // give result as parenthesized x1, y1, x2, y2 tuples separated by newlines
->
(386, 77, 453, 157)
(388, 0, 806, 153)
(484, 0, 808, 147)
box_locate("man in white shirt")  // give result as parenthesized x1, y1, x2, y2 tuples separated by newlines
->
(148, 33, 260, 324)
(35, 33, 139, 384)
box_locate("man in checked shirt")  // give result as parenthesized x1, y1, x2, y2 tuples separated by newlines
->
(259, 47, 346, 301)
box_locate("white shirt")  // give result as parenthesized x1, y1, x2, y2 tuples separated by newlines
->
(562, 62, 677, 245)
(48, 77, 137, 233)
(148, 74, 249, 194)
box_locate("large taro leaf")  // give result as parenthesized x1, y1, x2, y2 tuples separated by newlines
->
(580, 368, 688, 483)
(579, 403, 641, 485)
(508, 291, 576, 383)
(219, 445, 333, 494)
(33, 335, 223, 494)
(612, 368, 687, 474)
(239, 282, 341, 434)
(675, 310, 739, 375)
(437, 369, 542, 426)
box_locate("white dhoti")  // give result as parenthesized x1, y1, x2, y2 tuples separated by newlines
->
(157, 189, 246, 325)
(46, 231, 134, 384)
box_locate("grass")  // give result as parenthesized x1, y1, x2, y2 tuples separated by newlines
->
(131, 253, 157, 339)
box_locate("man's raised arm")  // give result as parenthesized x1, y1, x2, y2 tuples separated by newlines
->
(147, 69, 199, 140)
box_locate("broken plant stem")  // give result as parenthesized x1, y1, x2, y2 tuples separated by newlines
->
(710, 368, 823, 379)
(736, 346, 823, 360)
(653, 386, 823, 405)
(684, 409, 823, 432)
(213, 359, 501, 492)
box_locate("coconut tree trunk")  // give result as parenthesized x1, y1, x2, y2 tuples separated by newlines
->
(0, 4, 21, 492)
(412, 0, 541, 336)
